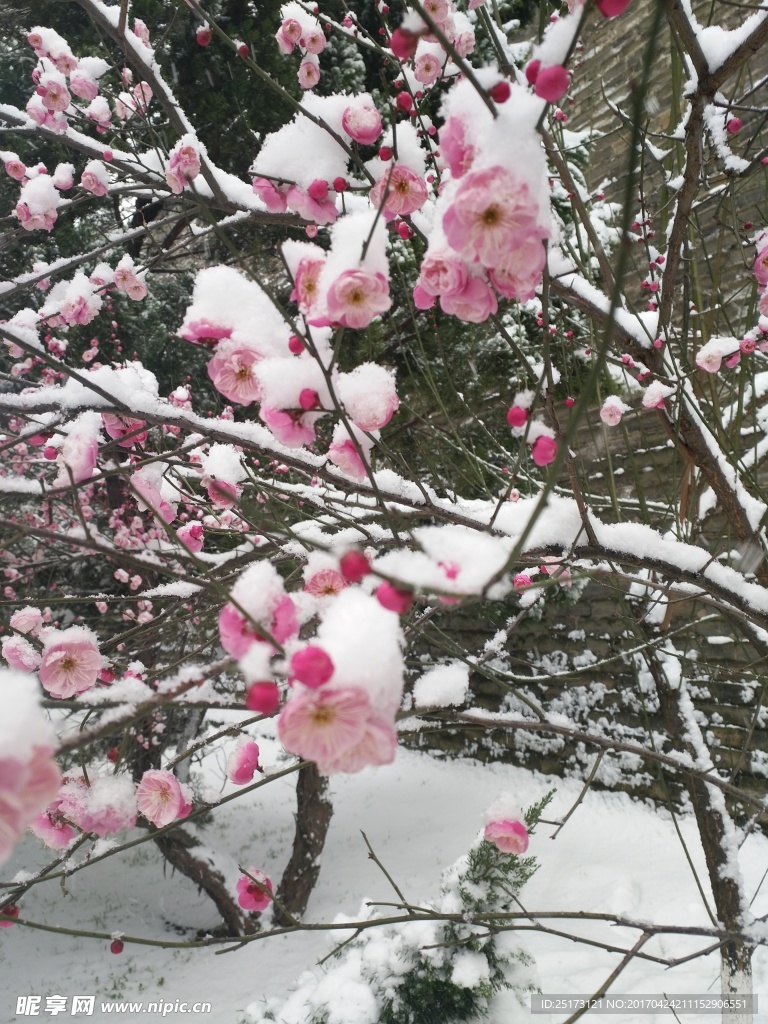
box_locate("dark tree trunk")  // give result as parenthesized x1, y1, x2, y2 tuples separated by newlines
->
(274, 763, 333, 925)
(154, 826, 257, 936)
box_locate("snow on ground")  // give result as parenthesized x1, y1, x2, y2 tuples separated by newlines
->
(2, 734, 767, 1023)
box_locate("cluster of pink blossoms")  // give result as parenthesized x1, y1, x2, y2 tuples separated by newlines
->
(274, 2, 327, 90)
(414, 76, 550, 322)
(389, 0, 476, 64)
(25, 22, 152, 137)
(0, 671, 62, 866)
(2, 618, 102, 699)
(29, 767, 191, 851)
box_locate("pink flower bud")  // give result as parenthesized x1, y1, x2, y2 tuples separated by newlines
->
(340, 551, 371, 583)
(595, 0, 632, 15)
(390, 28, 419, 60)
(534, 65, 569, 103)
(531, 435, 557, 466)
(307, 179, 329, 201)
(375, 582, 413, 615)
(396, 91, 413, 113)
(489, 81, 511, 103)
(525, 59, 541, 85)
(726, 117, 742, 135)
(506, 405, 528, 428)
(299, 388, 320, 410)
(290, 646, 334, 688)
(245, 682, 280, 715)
(484, 818, 529, 854)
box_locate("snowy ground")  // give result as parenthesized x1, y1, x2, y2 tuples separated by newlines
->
(2, 728, 767, 1023)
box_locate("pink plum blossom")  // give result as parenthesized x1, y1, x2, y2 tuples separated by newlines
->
(280, 18, 303, 45)
(114, 261, 147, 301)
(31, 799, 76, 850)
(236, 869, 272, 911)
(26, 95, 67, 134)
(180, 319, 233, 346)
(439, 275, 498, 323)
(204, 478, 238, 509)
(484, 818, 529, 854)
(260, 406, 317, 448)
(422, 0, 451, 24)
(102, 414, 149, 448)
(227, 740, 261, 784)
(290, 256, 325, 313)
(36, 73, 70, 112)
(304, 28, 326, 54)
(278, 686, 372, 767)
(2, 636, 41, 673)
(252, 177, 288, 213)
(341, 103, 383, 146)
(418, 252, 469, 297)
(10, 607, 43, 636)
(298, 58, 321, 90)
(80, 160, 109, 197)
(755, 246, 768, 288)
(320, 716, 397, 775)
(286, 185, 337, 225)
(0, 749, 60, 865)
(207, 339, 263, 405)
(218, 604, 264, 658)
(57, 774, 137, 837)
(219, 594, 298, 657)
(85, 96, 112, 133)
(449, 23, 476, 58)
(439, 116, 475, 178)
(488, 234, 547, 301)
(54, 430, 99, 486)
(414, 52, 443, 86)
(338, 364, 399, 431)
(165, 142, 201, 194)
(69, 71, 99, 102)
(136, 770, 191, 828)
(38, 629, 101, 698)
(131, 465, 178, 524)
(326, 270, 392, 329)
(370, 165, 428, 221)
(275, 25, 296, 54)
(52, 162, 75, 190)
(304, 567, 347, 597)
(4, 157, 26, 181)
(443, 166, 543, 271)
(600, 396, 630, 426)
(328, 431, 371, 480)
(177, 522, 204, 553)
